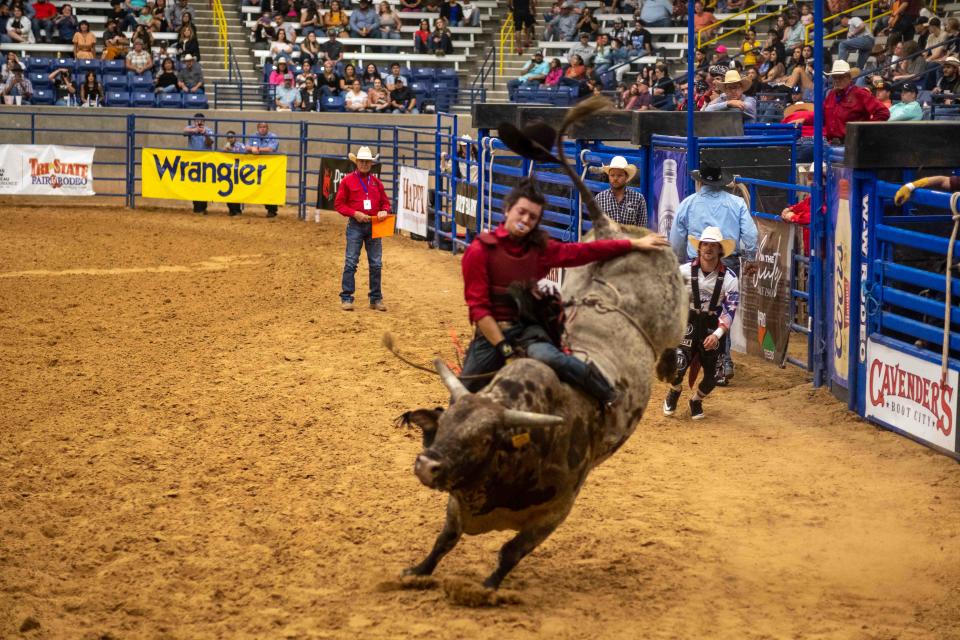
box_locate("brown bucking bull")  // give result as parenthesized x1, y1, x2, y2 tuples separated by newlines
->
(399, 98, 688, 590)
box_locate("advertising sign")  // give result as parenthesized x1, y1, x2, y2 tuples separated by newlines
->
(865, 339, 958, 453)
(316, 157, 381, 211)
(650, 149, 689, 235)
(454, 181, 478, 237)
(142, 147, 287, 205)
(0, 144, 95, 195)
(830, 169, 853, 386)
(397, 165, 429, 236)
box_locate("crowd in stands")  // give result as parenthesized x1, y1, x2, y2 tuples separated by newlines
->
(268, 58, 421, 111)
(1, 0, 208, 105)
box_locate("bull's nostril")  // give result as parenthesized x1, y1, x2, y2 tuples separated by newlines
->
(414, 454, 441, 486)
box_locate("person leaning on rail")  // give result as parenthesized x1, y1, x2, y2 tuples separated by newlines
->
(182, 112, 214, 214)
(895, 175, 960, 206)
(227, 122, 280, 218)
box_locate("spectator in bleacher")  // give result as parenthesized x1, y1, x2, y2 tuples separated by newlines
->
(222, 130, 245, 153)
(693, 2, 716, 38)
(823, 59, 889, 144)
(275, 74, 300, 109)
(639, 0, 672, 28)
(268, 58, 291, 84)
(6, 5, 34, 42)
(389, 78, 416, 112)
(545, 2, 577, 41)
(2, 64, 31, 103)
(151, 0, 169, 31)
(892, 40, 925, 84)
(385, 62, 406, 89)
(270, 28, 295, 61)
(296, 60, 317, 87)
(177, 24, 200, 61)
(126, 38, 154, 74)
(72, 19, 95, 58)
(318, 59, 341, 94)
(155, 57, 179, 92)
(508, 0, 533, 53)
(53, 3, 76, 43)
(945, 18, 960, 57)
(344, 78, 369, 110)
(628, 18, 653, 57)
(401, 0, 422, 11)
(785, 46, 803, 73)
(561, 53, 588, 94)
(228, 123, 280, 218)
(576, 7, 598, 36)
(608, 17, 627, 42)
(299, 76, 320, 110)
(340, 62, 359, 89)
(740, 28, 761, 67)
(101, 20, 129, 59)
(704, 69, 756, 120)
(460, 0, 479, 27)
(79, 69, 103, 105)
(47, 65, 74, 105)
(30, 0, 56, 43)
(887, 0, 921, 41)
(107, 0, 135, 31)
(888, 81, 922, 120)
(925, 18, 948, 62)
(132, 23, 154, 48)
(360, 62, 381, 87)
(178, 10, 195, 36)
(872, 80, 892, 107)
(542, 57, 563, 86)
(253, 10, 276, 41)
(165, 0, 188, 31)
(377, 0, 401, 44)
(299, 30, 322, 65)
(838, 17, 874, 69)
(439, 0, 462, 26)
(367, 76, 390, 110)
(782, 13, 804, 51)
(319, 27, 344, 69)
(429, 17, 453, 54)
(155, 40, 176, 64)
(177, 52, 204, 92)
(567, 32, 594, 64)
(300, 0, 321, 36)
(593, 33, 613, 77)
(322, 0, 347, 31)
(623, 80, 653, 109)
(1, 52, 21, 82)
(507, 50, 548, 94)
(651, 64, 675, 108)
(349, 0, 379, 38)
(413, 18, 430, 52)
(760, 47, 784, 86)
(933, 56, 959, 97)
(134, 5, 152, 28)
(422, 0, 441, 11)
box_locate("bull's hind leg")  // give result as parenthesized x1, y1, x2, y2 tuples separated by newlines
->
(656, 348, 679, 383)
(482, 519, 562, 590)
(403, 497, 462, 577)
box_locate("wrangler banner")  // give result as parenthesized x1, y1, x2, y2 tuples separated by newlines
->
(0, 144, 95, 195)
(142, 148, 287, 205)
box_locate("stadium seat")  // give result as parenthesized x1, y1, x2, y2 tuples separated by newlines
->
(436, 67, 459, 88)
(158, 92, 184, 108)
(75, 59, 101, 74)
(130, 72, 153, 91)
(104, 90, 131, 107)
(26, 57, 50, 73)
(515, 86, 537, 103)
(321, 95, 345, 111)
(104, 73, 128, 90)
(132, 91, 156, 107)
(28, 72, 51, 89)
(30, 87, 55, 105)
(409, 81, 432, 99)
(103, 59, 125, 73)
(183, 92, 209, 109)
(53, 58, 75, 72)
(412, 67, 436, 83)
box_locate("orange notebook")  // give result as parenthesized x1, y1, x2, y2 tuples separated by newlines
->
(371, 215, 396, 239)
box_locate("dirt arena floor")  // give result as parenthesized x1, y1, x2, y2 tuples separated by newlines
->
(2, 202, 960, 640)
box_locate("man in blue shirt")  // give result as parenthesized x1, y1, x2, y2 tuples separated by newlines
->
(507, 51, 550, 98)
(183, 112, 213, 214)
(703, 69, 757, 122)
(228, 122, 281, 217)
(669, 162, 758, 385)
(348, 0, 379, 38)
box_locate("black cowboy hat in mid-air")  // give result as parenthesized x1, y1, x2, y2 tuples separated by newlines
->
(497, 121, 561, 164)
(690, 163, 734, 187)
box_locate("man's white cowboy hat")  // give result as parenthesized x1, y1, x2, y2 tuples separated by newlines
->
(182, 53, 196, 61)
(601, 155, 638, 182)
(348, 146, 379, 163)
(689, 226, 736, 257)
(825, 59, 858, 77)
(722, 68, 751, 90)
(943, 56, 960, 67)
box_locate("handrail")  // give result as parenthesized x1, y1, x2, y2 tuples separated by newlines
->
(697, 0, 789, 49)
(469, 46, 496, 106)
(498, 11, 514, 78)
(804, 0, 887, 45)
(210, 0, 229, 70)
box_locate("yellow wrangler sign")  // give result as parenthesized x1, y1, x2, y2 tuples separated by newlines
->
(141, 147, 287, 205)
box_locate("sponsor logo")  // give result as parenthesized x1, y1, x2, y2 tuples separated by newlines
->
(868, 359, 954, 436)
(28, 157, 90, 187)
(859, 193, 869, 363)
(833, 241, 849, 358)
(152, 154, 268, 197)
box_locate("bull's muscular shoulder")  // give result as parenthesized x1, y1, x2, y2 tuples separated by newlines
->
(477, 231, 498, 246)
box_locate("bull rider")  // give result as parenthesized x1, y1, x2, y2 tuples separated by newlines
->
(459, 178, 669, 406)
(663, 226, 740, 420)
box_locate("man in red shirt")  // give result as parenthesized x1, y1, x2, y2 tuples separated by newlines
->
(458, 179, 669, 404)
(823, 59, 889, 144)
(32, 0, 58, 43)
(335, 146, 391, 311)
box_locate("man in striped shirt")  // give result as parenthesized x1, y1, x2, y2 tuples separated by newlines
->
(594, 156, 648, 227)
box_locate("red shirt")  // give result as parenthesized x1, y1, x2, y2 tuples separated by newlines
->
(334, 170, 391, 218)
(32, 1, 58, 19)
(782, 108, 814, 138)
(461, 225, 634, 324)
(823, 85, 889, 142)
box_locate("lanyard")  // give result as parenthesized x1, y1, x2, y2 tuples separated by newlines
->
(357, 172, 371, 194)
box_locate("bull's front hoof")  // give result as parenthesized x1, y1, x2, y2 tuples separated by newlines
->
(441, 577, 522, 607)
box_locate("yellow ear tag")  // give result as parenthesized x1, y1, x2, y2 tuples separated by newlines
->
(511, 432, 531, 448)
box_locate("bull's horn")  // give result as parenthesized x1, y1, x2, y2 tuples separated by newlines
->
(435, 358, 470, 402)
(502, 410, 565, 427)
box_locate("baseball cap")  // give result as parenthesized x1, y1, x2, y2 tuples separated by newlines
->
(716, 45, 727, 54)
(849, 16, 863, 29)
(791, 84, 802, 94)
(900, 82, 919, 93)
(708, 64, 728, 77)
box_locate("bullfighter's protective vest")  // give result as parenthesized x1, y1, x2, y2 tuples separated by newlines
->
(478, 231, 541, 322)
(685, 259, 726, 346)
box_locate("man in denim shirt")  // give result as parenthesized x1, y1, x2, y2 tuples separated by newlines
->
(226, 122, 281, 217)
(183, 112, 213, 213)
(348, 0, 379, 38)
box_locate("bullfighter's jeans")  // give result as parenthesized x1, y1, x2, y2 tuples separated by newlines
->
(340, 217, 383, 304)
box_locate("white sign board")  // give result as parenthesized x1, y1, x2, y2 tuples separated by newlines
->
(396, 165, 428, 236)
(0, 144, 96, 195)
(865, 338, 958, 453)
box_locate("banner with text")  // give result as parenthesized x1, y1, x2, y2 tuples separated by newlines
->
(651, 148, 689, 236)
(738, 217, 795, 365)
(829, 168, 854, 388)
(316, 157, 381, 211)
(397, 165, 429, 236)
(865, 339, 958, 454)
(0, 144, 95, 196)
(142, 147, 287, 205)
(454, 181, 478, 237)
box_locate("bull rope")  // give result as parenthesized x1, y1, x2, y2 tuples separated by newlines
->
(942, 192, 960, 385)
(564, 277, 657, 355)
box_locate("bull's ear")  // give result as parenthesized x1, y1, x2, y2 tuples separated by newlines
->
(395, 408, 444, 448)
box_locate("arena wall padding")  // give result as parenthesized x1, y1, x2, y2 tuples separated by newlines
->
(845, 122, 960, 169)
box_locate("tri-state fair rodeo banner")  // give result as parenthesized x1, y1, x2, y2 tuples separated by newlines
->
(316, 157, 381, 210)
(397, 165, 429, 236)
(0, 144, 96, 195)
(142, 148, 287, 205)
(730, 217, 795, 365)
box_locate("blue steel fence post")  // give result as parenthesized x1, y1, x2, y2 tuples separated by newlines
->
(811, 0, 826, 387)
(433, 114, 442, 250)
(393, 126, 400, 213)
(574, 139, 585, 241)
(127, 114, 136, 208)
(450, 114, 459, 253)
(30, 113, 35, 145)
(685, 0, 697, 191)
(846, 172, 864, 412)
(298, 120, 307, 220)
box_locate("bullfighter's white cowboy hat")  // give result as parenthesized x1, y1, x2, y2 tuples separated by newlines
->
(348, 146, 379, 163)
(601, 155, 638, 183)
(689, 226, 736, 257)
